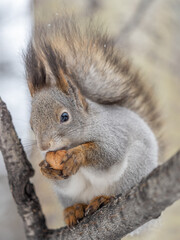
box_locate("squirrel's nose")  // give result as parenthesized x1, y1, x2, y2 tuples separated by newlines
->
(38, 138, 53, 151)
(37, 132, 53, 151)
(39, 142, 51, 151)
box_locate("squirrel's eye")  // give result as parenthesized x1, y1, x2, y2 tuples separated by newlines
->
(60, 112, 69, 123)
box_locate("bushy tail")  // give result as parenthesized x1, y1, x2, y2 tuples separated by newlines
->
(25, 15, 163, 152)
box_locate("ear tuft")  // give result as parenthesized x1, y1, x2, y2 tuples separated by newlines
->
(78, 90, 88, 111)
(56, 68, 69, 95)
(67, 79, 88, 111)
(42, 43, 70, 95)
(28, 81, 35, 97)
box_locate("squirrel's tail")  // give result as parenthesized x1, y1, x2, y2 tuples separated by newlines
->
(26, 15, 163, 153)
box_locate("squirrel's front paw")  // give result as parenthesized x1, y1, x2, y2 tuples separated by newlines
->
(39, 160, 67, 180)
(46, 146, 86, 178)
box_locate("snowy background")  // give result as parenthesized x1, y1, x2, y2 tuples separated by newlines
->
(0, 0, 31, 239)
(0, 0, 32, 175)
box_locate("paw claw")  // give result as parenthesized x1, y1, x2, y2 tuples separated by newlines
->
(85, 206, 94, 216)
(85, 195, 114, 216)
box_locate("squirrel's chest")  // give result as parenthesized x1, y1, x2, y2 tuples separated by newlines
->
(54, 162, 127, 204)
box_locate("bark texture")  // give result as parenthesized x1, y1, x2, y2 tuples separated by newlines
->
(0, 97, 180, 240)
(0, 98, 48, 240)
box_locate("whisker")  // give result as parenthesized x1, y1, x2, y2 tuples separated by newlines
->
(23, 143, 37, 148)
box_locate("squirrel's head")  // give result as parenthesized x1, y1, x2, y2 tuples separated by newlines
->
(25, 43, 88, 152)
(30, 85, 88, 152)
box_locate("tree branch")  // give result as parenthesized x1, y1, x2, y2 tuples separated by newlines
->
(0, 98, 47, 240)
(0, 97, 180, 240)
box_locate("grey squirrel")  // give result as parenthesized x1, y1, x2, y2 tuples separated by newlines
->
(25, 16, 162, 227)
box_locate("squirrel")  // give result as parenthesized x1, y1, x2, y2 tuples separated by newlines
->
(24, 16, 162, 227)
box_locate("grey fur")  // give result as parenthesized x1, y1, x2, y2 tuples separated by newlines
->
(31, 86, 158, 207)
(26, 16, 159, 218)
(25, 16, 162, 143)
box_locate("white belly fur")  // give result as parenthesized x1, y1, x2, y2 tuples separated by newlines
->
(54, 159, 128, 204)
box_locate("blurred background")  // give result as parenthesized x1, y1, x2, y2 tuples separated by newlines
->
(0, 0, 180, 239)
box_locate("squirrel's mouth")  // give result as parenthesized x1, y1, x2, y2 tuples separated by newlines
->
(49, 142, 79, 152)
(49, 141, 87, 152)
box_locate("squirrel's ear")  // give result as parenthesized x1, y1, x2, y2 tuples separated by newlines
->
(28, 81, 35, 97)
(76, 89, 88, 111)
(55, 68, 69, 95)
(66, 77, 88, 111)
(54, 68, 88, 110)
